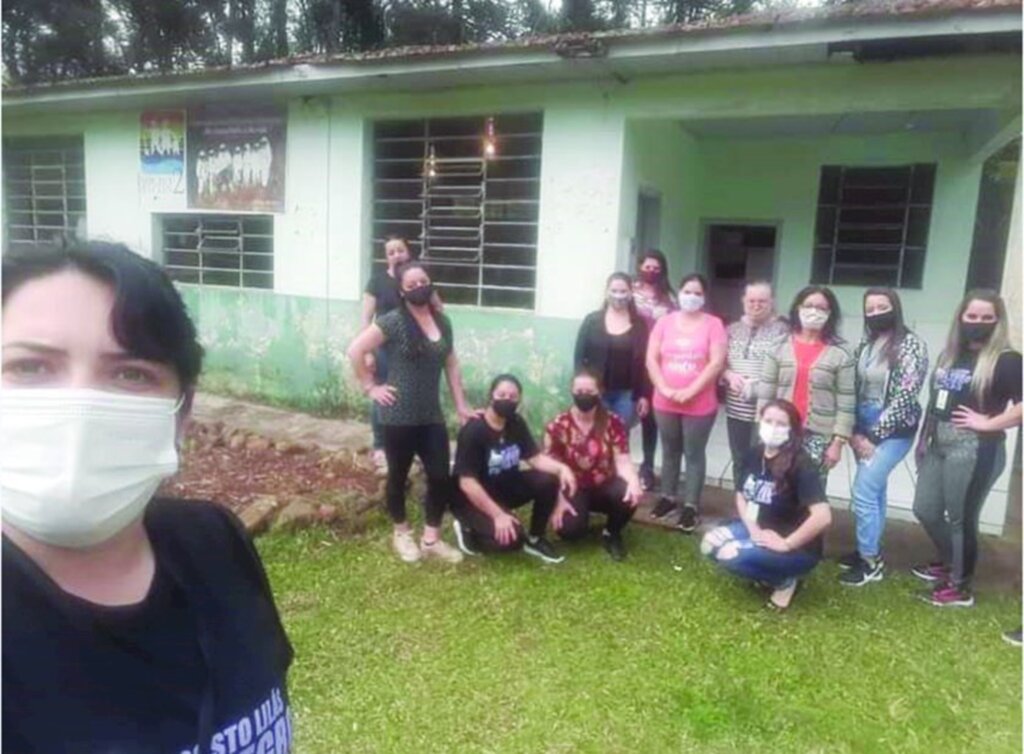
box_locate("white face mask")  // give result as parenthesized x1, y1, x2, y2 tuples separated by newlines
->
(758, 421, 790, 449)
(1, 389, 182, 549)
(678, 292, 705, 313)
(798, 306, 829, 331)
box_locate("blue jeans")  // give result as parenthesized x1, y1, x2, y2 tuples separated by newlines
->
(852, 403, 913, 560)
(603, 389, 635, 428)
(701, 520, 820, 587)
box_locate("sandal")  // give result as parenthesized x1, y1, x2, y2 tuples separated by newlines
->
(765, 579, 802, 612)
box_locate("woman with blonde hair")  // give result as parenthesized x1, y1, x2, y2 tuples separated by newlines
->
(912, 289, 1022, 607)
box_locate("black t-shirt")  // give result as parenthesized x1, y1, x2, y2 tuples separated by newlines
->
(364, 268, 402, 317)
(454, 414, 540, 494)
(739, 448, 826, 556)
(604, 330, 634, 391)
(3, 499, 294, 754)
(930, 350, 1023, 426)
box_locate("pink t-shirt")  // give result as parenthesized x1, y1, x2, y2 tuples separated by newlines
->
(649, 311, 727, 416)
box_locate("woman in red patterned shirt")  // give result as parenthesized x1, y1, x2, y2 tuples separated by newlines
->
(545, 370, 644, 560)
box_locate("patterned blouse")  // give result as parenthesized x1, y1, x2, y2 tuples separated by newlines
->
(544, 410, 629, 490)
(632, 282, 677, 330)
(853, 330, 929, 444)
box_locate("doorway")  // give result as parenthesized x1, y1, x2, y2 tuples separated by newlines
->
(633, 190, 662, 272)
(703, 222, 778, 324)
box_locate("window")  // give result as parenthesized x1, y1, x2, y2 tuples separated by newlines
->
(160, 214, 273, 289)
(372, 113, 543, 309)
(3, 136, 87, 249)
(812, 164, 936, 288)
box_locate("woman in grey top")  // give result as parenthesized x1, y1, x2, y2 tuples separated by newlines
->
(348, 262, 474, 565)
(722, 280, 788, 489)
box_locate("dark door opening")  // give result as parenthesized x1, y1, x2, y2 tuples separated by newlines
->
(633, 191, 661, 272)
(704, 223, 778, 324)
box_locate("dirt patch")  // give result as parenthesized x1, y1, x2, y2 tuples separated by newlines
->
(158, 421, 386, 535)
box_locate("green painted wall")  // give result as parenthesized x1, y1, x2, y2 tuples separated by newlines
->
(180, 286, 580, 430)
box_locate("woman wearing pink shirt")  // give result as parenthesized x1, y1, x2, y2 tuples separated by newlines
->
(646, 273, 727, 532)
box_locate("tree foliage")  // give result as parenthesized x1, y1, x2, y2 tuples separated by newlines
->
(2, 0, 765, 83)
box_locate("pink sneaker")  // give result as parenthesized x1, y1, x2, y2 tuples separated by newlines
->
(921, 584, 975, 608)
(911, 562, 949, 583)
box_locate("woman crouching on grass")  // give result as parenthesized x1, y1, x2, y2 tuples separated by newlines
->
(700, 399, 832, 611)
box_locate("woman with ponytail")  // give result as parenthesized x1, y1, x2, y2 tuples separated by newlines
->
(912, 289, 1022, 607)
(701, 399, 832, 611)
(544, 370, 644, 561)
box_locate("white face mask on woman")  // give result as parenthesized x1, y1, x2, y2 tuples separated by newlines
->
(678, 292, 705, 313)
(798, 306, 829, 331)
(758, 421, 790, 449)
(0, 388, 182, 548)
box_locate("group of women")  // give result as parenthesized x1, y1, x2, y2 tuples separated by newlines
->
(351, 239, 1022, 614)
(1, 237, 1019, 748)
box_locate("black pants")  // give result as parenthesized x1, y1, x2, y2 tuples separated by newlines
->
(382, 423, 450, 528)
(641, 411, 658, 469)
(451, 470, 559, 551)
(726, 417, 756, 490)
(556, 477, 635, 539)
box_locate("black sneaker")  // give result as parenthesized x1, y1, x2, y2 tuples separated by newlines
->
(651, 497, 677, 520)
(676, 505, 698, 534)
(838, 557, 884, 587)
(639, 465, 656, 492)
(837, 551, 863, 571)
(452, 519, 479, 556)
(602, 530, 627, 561)
(523, 536, 565, 564)
(1002, 628, 1022, 647)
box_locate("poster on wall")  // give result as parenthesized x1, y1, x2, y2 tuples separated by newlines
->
(186, 105, 286, 213)
(139, 110, 186, 208)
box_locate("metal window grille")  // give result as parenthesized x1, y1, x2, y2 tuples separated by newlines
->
(811, 164, 936, 288)
(372, 113, 543, 309)
(160, 213, 274, 290)
(3, 136, 87, 249)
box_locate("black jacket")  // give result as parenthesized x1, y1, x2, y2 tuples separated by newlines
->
(574, 310, 650, 401)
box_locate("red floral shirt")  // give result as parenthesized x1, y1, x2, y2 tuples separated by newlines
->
(544, 410, 629, 490)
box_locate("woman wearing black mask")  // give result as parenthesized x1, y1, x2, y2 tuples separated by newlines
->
(544, 370, 643, 560)
(348, 262, 474, 564)
(838, 289, 928, 587)
(912, 290, 1021, 607)
(450, 374, 577, 563)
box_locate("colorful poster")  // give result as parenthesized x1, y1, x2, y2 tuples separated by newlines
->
(139, 110, 186, 208)
(187, 105, 286, 213)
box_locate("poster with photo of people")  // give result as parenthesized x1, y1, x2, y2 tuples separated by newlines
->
(186, 105, 286, 212)
(140, 110, 186, 207)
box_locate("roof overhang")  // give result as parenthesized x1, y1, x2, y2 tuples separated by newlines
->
(3, 2, 1021, 116)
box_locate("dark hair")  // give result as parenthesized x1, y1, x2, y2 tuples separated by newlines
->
(603, 271, 641, 325)
(758, 399, 805, 499)
(862, 287, 908, 367)
(1, 241, 204, 391)
(393, 260, 448, 356)
(571, 368, 611, 440)
(637, 249, 674, 304)
(678, 272, 709, 295)
(489, 373, 523, 397)
(788, 285, 842, 344)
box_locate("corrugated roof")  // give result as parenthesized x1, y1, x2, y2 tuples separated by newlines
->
(4, 0, 1019, 94)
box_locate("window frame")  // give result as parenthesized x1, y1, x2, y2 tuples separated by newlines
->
(158, 212, 275, 291)
(3, 135, 87, 250)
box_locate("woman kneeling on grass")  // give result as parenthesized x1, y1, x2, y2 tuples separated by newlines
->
(701, 399, 833, 611)
(451, 374, 577, 563)
(545, 370, 643, 561)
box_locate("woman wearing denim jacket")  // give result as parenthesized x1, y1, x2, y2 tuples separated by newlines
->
(756, 285, 856, 477)
(838, 288, 928, 587)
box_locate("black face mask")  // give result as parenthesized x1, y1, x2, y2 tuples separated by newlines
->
(491, 399, 519, 419)
(640, 270, 661, 285)
(404, 284, 433, 307)
(572, 393, 600, 412)
(865, 310, 896, 336)
(961, 321, 996, 345)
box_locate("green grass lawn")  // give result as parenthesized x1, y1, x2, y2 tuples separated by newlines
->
(258, 521, 1022, 754)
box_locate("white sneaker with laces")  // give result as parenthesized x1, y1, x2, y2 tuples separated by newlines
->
(420, 538, 464, 564)
(392, 530, 421, 563)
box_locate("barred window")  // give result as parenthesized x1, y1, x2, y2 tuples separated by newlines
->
(160, 213, 273, 289)
(812, 164, 936, 288)
(372, 113, 543, 309)
(3, 136, 87, 249)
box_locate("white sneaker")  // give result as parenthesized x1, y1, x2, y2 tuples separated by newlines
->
(420, 538, 464, 564)
(392, 530, 421, 563)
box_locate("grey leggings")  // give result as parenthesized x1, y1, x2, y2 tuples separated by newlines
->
(654, 410, 717, 509)
(912, 422, 1006, 589)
